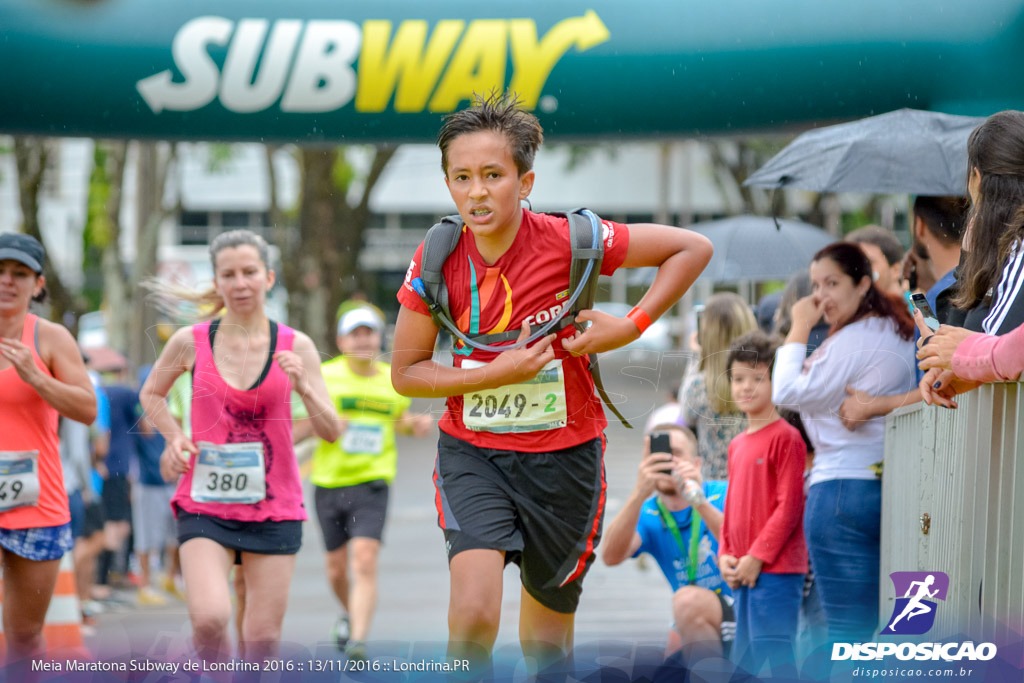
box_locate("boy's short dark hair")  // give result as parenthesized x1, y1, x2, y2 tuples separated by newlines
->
(726, 330, 780, 379)
(437, 91, 544, 177)
(912, 195, 968, 246)
(846, 225, 904, 266)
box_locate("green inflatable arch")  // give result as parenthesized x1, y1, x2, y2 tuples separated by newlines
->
(2, 0, 1023, 140)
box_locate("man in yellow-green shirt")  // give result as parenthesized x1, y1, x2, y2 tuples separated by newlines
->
(312, 307, 432, 661)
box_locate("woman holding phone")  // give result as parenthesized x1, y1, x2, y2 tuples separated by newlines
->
(914, 111, 1024, 404)
(772, 242, 916, 643)
(953, 110, 1024, 335)
(140, 229, 341, 663)
(917, 322, 1024, 407)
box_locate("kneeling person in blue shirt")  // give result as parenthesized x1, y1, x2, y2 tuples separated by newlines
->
(602, 423, 732, 663)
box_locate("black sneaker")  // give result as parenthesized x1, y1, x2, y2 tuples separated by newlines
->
(344, 640, 368, 664)
(331, 615, 351, 650)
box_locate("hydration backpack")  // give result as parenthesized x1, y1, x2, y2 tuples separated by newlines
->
(408, 208, 632, 428)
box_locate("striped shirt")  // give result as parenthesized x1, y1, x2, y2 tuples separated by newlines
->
(983, 241, 1024, 336)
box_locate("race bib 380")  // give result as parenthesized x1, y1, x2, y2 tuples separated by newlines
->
(191, 442, 266, 504)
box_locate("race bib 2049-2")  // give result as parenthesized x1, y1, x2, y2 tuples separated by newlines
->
(461, 359, 567, 434)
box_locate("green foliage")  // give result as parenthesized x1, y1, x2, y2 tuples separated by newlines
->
(282, 203, 300, 224)
(0, 140, 11, 184)
(205, 143, 236, 174)
(81, 145, 112, 309)
(840, 207, 873, 235)
(84, 147, 111, 247)
(331, 148, 356, 194)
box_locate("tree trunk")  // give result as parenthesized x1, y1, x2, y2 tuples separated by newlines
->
(332, 144, 397, 321)
(707, 140, 780, 217)
(128, 142, 176, 372)
(13, 137, 82, 326)
(97, 142, 130, 352)
(265, 145, 304, 326)
(274, 144, 398, 352)
(297, 148, 338, 351)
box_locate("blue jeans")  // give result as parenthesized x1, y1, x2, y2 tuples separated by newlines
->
(804, 479, 881, 642)
(733, 572, 803, 672)
(797, 567, 828, 659)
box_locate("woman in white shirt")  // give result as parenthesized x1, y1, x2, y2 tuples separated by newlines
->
(773, 242, 916, 643)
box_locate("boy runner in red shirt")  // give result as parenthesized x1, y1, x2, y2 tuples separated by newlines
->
(392, 92, 712, 674)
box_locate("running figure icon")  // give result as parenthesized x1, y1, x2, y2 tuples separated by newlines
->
(887, 574, 939, 631)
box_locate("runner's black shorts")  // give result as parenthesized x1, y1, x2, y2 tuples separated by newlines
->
(82, 499, 105, 537)
(101, 473, 131, 522)
(70, 491, 106, 540)
(175, 507, 302, 565)
(314, 480, 390, 551)
(433, 430, 606, 614)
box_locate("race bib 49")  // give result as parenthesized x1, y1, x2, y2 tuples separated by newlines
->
(0, 450, 40, 512)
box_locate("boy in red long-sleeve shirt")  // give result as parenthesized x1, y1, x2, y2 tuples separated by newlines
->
(718, 330, 807, 672)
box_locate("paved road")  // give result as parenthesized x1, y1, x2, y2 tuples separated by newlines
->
(85, 349, 692, 667)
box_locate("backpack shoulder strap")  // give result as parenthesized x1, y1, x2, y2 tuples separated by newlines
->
(415, 208, 632, 428)
(419, 214, 463, 326)
(565, 209, 633, 429)
(565, 209, 605, 317)
(468, 209, 603, 345)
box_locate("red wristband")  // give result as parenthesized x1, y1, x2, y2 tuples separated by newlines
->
(626, 306, 652, 334)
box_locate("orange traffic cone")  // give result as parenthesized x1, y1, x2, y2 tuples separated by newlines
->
(0, 553, 89, 658)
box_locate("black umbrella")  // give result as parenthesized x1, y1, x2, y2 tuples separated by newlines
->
(744, 108, 986, 196)
(628, 216, 835, 286)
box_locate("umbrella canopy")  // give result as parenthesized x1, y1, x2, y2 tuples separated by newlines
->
(744, 108, 986, 196)
(629, 216, 835, 286)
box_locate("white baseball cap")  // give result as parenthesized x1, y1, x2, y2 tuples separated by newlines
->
(338, 307, 383, 336)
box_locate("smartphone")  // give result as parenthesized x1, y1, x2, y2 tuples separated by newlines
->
(911, 293, 940, 332)
(693, 304, 705, 340)
(649, 432, 673, 475)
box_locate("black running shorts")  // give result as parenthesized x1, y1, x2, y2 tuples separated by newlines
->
(101, 473, 131, 523)
(314, 480, 390, 551)
(175, 508, 302, 565)
(432, 431, 606, 614)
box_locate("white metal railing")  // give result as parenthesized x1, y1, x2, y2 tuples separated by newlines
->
(881, 381, 1024, 641)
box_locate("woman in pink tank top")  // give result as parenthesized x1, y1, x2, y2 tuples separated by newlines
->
(140, 230, 341, 664)
(0, 233, 96, 666)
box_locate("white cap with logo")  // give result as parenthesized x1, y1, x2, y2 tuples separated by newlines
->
(338, 307, 383, 336)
